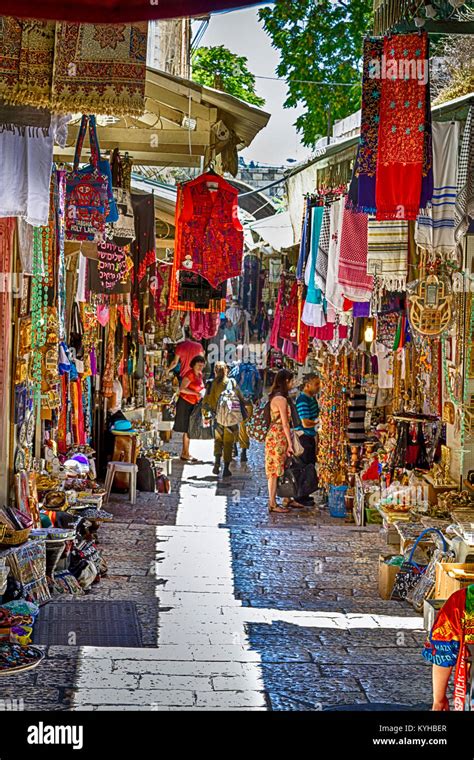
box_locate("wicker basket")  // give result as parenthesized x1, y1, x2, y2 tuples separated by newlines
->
(0, 525, 32, 546)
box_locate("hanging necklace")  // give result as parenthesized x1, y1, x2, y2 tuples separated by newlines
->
(31, 226, 49, 406)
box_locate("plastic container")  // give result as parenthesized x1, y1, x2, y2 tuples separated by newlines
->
(328, 484, 348, 518)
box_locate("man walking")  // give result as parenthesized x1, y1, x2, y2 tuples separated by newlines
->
(295, 373, 320, 506)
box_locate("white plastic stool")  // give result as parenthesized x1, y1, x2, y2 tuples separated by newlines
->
(104, 462, 138, 505)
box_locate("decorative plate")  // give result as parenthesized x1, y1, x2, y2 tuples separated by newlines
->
(26, 413, 35, 446)
(14, 448, 25, 473)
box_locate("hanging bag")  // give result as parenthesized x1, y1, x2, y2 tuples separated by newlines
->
(108, 148, 136, 244)
(391, 528, 447, 601)
(65, 115, 115, 243)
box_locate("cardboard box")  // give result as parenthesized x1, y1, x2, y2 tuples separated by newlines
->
(434, 562, 474, 600)
(423, 598, 446, 631)
(378, 554, 401, 600)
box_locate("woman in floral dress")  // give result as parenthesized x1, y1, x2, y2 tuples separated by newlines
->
(265, 369, 295, 513)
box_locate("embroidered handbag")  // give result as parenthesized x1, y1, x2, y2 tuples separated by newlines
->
(65, 115, 114, 243)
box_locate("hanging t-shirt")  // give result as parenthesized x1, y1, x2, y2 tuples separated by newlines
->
(0, 114, 70, 227)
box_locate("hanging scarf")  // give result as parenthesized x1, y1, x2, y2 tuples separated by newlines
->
(367, 217, 409, 291)
(269, 276, 285, 351)
(337, 206, 373, 302)
(423, 585, 474, 711)
(415, 121, 460, 258)
(0, 218, 15, 464)
(189, 311, 220, 341)
(325, 197, 345, 309)
(375, 32, 429, 221)
(315, 204, 331, 293)
(454, 106, 474, 246)
(279, 281, 299, 342)
(102, 305, 117, 398)
(353, 37, 384, 214)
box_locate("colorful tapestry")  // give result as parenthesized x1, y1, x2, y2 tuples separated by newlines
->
(353, 37, 384, 214)
(454, 106, 474, 245)
(367, 218, 409, 291)
(0, 18, 55, 108)
(423, 585, 474, 711)
(52, 22, 147, 116)
(375, 32, 428, 221)
(337, 207, 373, 302)
(415, 120, 460, 258)
(130, 191, 156, 320)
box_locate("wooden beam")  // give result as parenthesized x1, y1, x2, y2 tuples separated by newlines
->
(156, 238, 175, 249)
(65, 126, 209, 148)
(146, 81, 210, 121)
(53, 147, 202, 167)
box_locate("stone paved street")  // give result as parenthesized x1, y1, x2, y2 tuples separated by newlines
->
(3, 440, 434, 711)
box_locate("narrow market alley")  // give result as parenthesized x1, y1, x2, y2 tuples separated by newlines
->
(2, 441, 432, 711)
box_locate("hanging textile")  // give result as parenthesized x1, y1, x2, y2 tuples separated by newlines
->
(415, 121, 460, 258)
(315, 204, 330, 293)
(240, 255, 261, 313)
(88, 240, 130, 294)
(337, 206, 372, 302)
(51, 22, 147, 116)
(0, 218, 15, 463)
(296, 198, 311, 280)
(325, 197, 344, 309)
(352, 37, 384, 214)
(367, 218, 409, 290)
(130, 191, 156, 321)
(189, 312, 220, 341)
(0, 18, 55, 108)
(302, 206, 326, 327)
(454, 106, 474, 246)
(175, 172, 243, 289)
(375, 32, 429, 221)
(1, 0, 261, 24)
(269, 276, 285, 351)
(279, 281, 299, 342)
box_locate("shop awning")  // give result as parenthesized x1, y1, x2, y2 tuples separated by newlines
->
(247, 211, 294, 253)
(0, 0, 263, 22)
(53, 67, 270, 172)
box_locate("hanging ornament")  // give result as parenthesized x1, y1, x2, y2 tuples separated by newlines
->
(408, 273, 453, 336)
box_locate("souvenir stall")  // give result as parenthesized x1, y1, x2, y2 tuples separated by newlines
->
(0, 13, 270, 672)
(285, 29, 474, 612)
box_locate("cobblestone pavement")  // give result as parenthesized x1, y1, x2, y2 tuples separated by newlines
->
(2, 441, 434, 711)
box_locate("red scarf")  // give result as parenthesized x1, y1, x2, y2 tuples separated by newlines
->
(376, 33, 428, 221)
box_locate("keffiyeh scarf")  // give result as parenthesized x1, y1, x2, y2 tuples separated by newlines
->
(454, 106, 474, 245)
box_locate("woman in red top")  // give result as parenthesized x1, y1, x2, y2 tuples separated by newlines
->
(173, 355, 206, 462)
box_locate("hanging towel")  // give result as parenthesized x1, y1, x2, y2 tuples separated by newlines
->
(325, 197, 344, 310)
(315, 204, 331, 293)
(375, 32, 429, 221)
(454, 106, 474, 245)
(367, 217, 409, 291)
(337, 207, 373, 302)
(416, 120, 460, 258)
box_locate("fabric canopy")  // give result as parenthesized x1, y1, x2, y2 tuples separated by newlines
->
(0, 0, 262, 22)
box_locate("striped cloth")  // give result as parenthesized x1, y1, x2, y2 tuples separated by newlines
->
(337, 207, 373, 302)
(367, 218, 409, 291)
(415, 121, 460, 258)
(347, 388, 367, 445)
(454, 106, 474, 245)
(325, 197, 345, 309)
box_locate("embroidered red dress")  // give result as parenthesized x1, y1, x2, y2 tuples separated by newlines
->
(175, 172, 243, 289)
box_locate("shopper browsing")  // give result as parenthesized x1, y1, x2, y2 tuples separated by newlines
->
(295, 373, 320, 506)
(173, 355, 206, 462)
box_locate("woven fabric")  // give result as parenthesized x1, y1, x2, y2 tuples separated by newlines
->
(176, 173, 244, 289)
(353, 37, 384, 214)
(337, 207, 372, 302)
(315, 204, 331, 292)
(52, 22, 147, 116)
(367, 218, 409, 290)
(0, 218, 15, 464)
(325, 197, 345, 309)
(415, 120, 460, 257)
(0, 18, 55, 108)
(375, 32, 428, 221)
(454, 106, 474, 244)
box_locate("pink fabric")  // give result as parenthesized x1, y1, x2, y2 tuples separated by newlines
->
(337, 207, 372, 301)
(96, 304, 110, 327)
(175, 339, 204, 377)
(189, 312, 220, 341)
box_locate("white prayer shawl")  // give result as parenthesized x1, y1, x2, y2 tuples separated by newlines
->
(415, 121, 460, 259)
(325, 197, 344, 310)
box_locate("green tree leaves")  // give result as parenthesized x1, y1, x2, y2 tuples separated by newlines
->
(191, 45, 265, 107)
(259, 0, 373, 145)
